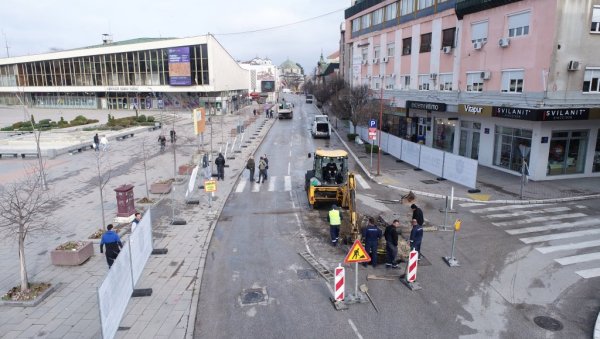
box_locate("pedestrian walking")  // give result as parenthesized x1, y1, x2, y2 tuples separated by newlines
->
(158, 135, 166, 152)
(263, 154, 269, 180)
(100, 224, 123, 268)
(131, 212, 141, 233)
(411, 204, 424, 226)
(246, 155, 256, 182)
(100, 135, 109, 151)
(409, 218, 423, 259)
(362, 217, 382, 268)
(253, 109, 257, 116)
(327, 204, 343, 246)
(170, 129, 176, 143)
(215, 153, 226, 180)
(257, 156, 268, 183)
(93, 133, 100, 151)
(384, 220, 400, 268)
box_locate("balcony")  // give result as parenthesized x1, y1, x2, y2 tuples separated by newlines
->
(455, 0, 523, 19)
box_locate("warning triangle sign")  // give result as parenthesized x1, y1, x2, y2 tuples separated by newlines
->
(344, 239, 371, 264)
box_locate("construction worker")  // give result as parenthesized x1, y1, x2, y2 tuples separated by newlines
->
(362, 217, 382, 268)
(327, 204, 342, 246)
(409, 218, 424, 260)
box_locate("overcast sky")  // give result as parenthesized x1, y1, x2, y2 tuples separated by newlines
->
(1, 0, 350, 73)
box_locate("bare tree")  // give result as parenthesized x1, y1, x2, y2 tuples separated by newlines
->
(336, 84, 370, 134)
(14, 93, 48, 190)
(91, 150, 112, 230)
(0, 165, 54, 291)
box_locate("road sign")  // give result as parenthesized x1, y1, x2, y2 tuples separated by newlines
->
(369, 119, 377, 128)
(204, 180, 217, 192)
(368, 128, 377, 140)
(344, 239, 371, 264)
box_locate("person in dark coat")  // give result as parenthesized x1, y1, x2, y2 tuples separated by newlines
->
(246, 156, 256, 182)
(362, 217, 382, 268)
(215, 153, 226, 180)
(93, 133, 100, 151)
(257, 157, 268, 183)
(263, 154, 269, 180)
(409, 218, 423, 259)
(384, 219, 400, 268)
(100, 224, 123, 268)
(411, 204, 424, 226)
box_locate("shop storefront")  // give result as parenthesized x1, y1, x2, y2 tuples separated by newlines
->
(406, 100, 456, 152)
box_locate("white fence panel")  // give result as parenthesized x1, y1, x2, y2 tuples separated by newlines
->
(419, 147, 444, 177)
(130, 210, 153, 285)
(401, 140, 421, 167)
(387, 134, 403, 159)
(443, 153, 478, 189)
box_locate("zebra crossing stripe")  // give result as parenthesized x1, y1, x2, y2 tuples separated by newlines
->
(471, 204, 551, 214)
(492, 213, 586, 227)
(575, 267, 600, 279)
(251, 182, 260, 192)
(485, 206, 571, 219)
(555, 252, 600, 265)
(459, 203, 486, 207)
(235, 180, 247, 193)
(505, 218, 599, 235)
(268, 176, 276, 192)
(536, 240, 600, 254)
(354, 174, 371, 189)
(284, 176, 292, 191)
(520, 229, 600, 244)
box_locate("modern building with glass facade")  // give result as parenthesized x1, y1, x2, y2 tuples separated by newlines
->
(0, 34, 249, 114)
(342, 0, 600, 180)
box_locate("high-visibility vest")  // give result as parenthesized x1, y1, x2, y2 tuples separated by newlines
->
(329, 209, 341, 226)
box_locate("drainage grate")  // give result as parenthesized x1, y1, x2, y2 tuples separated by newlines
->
(421, 180, 439, 184)
(240, 287, 267, 306)
(297, 269, 317, 280)
(533, 316, 563, 331)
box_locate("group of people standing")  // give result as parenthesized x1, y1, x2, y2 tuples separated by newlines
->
(245, 154, 269, 183)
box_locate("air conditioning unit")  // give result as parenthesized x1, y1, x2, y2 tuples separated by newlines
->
(429, 73, 437, 80)
(361, 59, 368, 65)
(382, 56, 389, 63)
(367, 75, 372, 79)
(442, 46, 452, 54)
(372, 58, 379, 64)
(480, 71, 491, 80)
(499, 37, 510, 48)
(567, 60, 580, 71)
(379, 74, 385, 79)
(473, 42, 483, 50)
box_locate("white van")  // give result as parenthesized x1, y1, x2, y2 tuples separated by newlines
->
(311, 115, 331, 139)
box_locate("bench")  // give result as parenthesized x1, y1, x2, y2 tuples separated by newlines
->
(20, 153, 39, 158)
(116, 133, 134, 141)
(0, 153, 18, 159)
(68, 147, 87, 155)
(148, 123, 162, 131)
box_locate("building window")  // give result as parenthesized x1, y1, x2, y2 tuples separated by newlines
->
(372, 8, 384, 26)
(592, 6, 600, 33)
(374, 46, 381, 59)
(420, 33, 432, 53)
(385, 3, 397, 21)
(352, 18, 361, 33)
(493, 126, 532, 172)
(459, 121, 481, 160)
(594, 129, 600, 172)
(501, 69, 524, 93)
(438, 73, 453, 91)
(471, 21, 488, 43)
(402, 37, 412, 55)
(385, 76, 395, 89)
(508, 11, 530, 38)
(361, 14, 371, 29)
(401, 0, 414, 15)
(433, 118, 456, 152)
(418, 75, 430, 90)
(466, 72, 483, 92)
(374, 79, 380, 90)
(400, 75, 410, 90)
(418, 0, 434, 10)
(548, 130, 588, 175)
(442, 28, 456, 48)
(583, 68, 600, 92)
(387, 43, 395, 57)
(361, 48, 368, 61)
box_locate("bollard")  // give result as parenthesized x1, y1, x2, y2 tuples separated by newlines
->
(335, 264, 345, 302)
(401, 249, 422, 291)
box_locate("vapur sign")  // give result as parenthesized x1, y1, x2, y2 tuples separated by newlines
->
(458, 104, 492, 117)
(406, 101, 447, 112)
(541, 108, 589, 121)
(464, 105, 483, 114)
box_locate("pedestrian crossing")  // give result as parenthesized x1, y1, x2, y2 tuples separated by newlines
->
(234, 174, 371, 193)
(461, 202, 600, 279)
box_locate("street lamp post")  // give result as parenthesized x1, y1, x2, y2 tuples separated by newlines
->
(377, 84, 384, 176)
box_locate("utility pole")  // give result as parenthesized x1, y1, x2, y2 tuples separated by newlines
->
(2, 30, 9, 58)
(377, 84, 384, 176)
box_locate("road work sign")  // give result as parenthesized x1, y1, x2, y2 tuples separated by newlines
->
(204, 180, 217, 192)
(344, 240, 371, 264)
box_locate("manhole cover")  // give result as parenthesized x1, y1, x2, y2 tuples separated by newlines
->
(240, 288, 267, 305)
(297, 269, 317, 280)
(533, 316, 563, 331)
(421, 180, 439, 184)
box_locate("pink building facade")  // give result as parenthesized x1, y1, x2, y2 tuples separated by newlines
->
(343, 0, 600, 180)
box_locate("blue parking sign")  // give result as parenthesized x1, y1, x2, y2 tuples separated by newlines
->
(369, 119, 377, 128)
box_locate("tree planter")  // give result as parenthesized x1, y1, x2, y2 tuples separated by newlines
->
(150, 182, 172, 194)
(178, 164, 194, 175)
(50, 241, 94, 266)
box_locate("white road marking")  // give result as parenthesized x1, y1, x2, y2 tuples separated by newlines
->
(287, 162, 290, 176)
(471, 204, 551, 214)
(485, 206, 571, 219)
(235, 180, 246, 193)
(354, 174, 371, 189)
(492, 213, 586, 227)
(555, 252, 600, 265)
(284, 176, 292, 191)
(505, 218, 599, 235)
(575, 267, 600, 279)
(252, 182, 260, 192)
(347, 319, 364, 339)
(520, 229, 600, 244)
(537, 240, 600, 254)
(268, 176, 276, 192)
(459, 203, 486, 207)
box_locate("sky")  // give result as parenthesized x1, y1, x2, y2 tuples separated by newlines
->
(1, 0, 350, 73)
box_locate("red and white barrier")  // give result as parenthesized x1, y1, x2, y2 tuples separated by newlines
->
(406, 250, 419, 283)
(335, 264, 345, 301)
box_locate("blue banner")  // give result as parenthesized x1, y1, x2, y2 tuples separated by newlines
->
(168, 47, 191, 86)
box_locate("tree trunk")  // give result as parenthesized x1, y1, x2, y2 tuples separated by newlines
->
(19, 226, 29, 291)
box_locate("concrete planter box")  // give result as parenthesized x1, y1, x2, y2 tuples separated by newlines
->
(50, 241, 94, 266)
(178, 164, 194, 175)
(150, 182, 172, 194)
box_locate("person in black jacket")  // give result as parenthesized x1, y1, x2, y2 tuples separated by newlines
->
(384, 220, 400, 268)
(215, 153, 226, 180)
(409, 218, 424, 259)
(362, 218, 382, 268)
(411, 204, 424, 226)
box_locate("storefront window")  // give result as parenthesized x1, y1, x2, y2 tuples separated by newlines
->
(493, 126, 532, 172)
(547, 130, 588, 175)
(594, 130, 600, 173)
(459, 121, 480, 160)
(433, 118, 456, 152)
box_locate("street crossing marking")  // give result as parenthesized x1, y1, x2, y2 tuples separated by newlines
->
(471, 204, 551, 214)
(235, 180, 247, 193)
(459, 203, 486, 208)
(555, 252, 600, 266)
(355, 174, 371, 189)
(484, 206, 571, 219)
(520, 229, 600, 244)
(268, 176, 276, 192)
(251, 182, 260, 192)
(284, 176, 292, 191)
(575, 267, 600, 279)
(536, 240, 600, 254)
(491, 213, 586, 227)
(506, 218, 599, 235)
